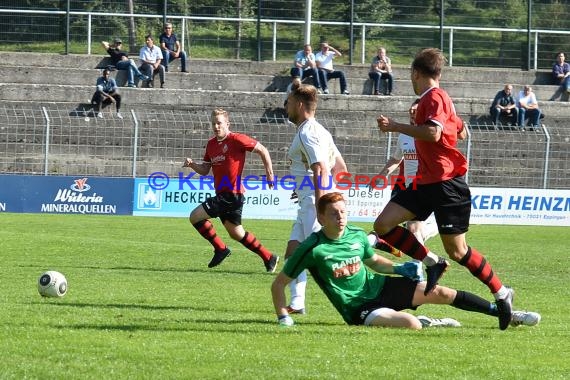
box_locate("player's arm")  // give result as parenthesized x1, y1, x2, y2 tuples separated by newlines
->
(271, 272, 295, 326)
(252, 142, 274, 188)
(329, 46, 342, 57)
(331, 152, 347, 181)
(377, 115, 441, 142)
(310, 161, 331, 202)
(182, 158, 211, 175)
(364, 253, 396, 274)
(457, 120, 468, 140)
(364, 254, 422, 280)
(101, 41, 110, 50)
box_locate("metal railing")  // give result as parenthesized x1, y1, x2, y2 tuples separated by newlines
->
(2, 8, 570, 69)
(1, 104, 567, 190)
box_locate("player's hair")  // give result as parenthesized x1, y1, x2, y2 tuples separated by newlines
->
(317, 192, 345, 215)
(211, 108, 229, 124)
(102, 68, 111, 76)
(291, 77, 302, 91)
(412, 48, 446, 79)
(145, 34, 153, 41)
(290, 84, 318, 113)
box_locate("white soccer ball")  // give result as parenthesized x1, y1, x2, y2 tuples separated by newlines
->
(38, 271, 68, 298)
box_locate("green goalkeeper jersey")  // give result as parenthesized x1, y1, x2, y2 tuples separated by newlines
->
(283, 225, 387, 325)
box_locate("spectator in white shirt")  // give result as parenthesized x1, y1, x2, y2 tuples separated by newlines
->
(516, 86, 542, 131)
(139, 35, 166, 88)
(315, 42, 349, 95)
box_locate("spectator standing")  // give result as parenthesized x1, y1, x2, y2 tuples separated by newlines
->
(101, 39, 149, 87)
(550, 52, 570, 101)
(91, 69, 122, 119)
(369, 47, 394, 95)
(517, 86, 542, 131)
(139, 35, 165, 88)
(159, 23, 189, 73)
(490, 84, 519, 126)
(290, 44, 322, 92)
(315, 42, 349, 95)
(182, 108, 279, 272)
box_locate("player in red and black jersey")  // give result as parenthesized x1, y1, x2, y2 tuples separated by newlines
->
(373, 48, 515, 330)
(183, 108, 279, 272)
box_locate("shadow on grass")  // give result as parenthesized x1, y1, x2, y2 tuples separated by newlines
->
(50, 318, 343, 333)
(19, 263, 273, 277)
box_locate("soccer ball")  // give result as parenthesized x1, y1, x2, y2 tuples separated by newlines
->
(38, 271, 68, 297)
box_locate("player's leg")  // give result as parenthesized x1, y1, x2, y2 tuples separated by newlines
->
(436, 176, 513, 330)
(362, 277, 456, 329)
(374, 197, 445, 272)
(286, 194, 319, 313)
(365, 308, 422, 330)
(421, 214, 439, 243)
(189, 196, 230, 267)
(223, 216, 279, 273)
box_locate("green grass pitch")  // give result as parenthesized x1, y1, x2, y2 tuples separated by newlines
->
(1, 213, 569, 379)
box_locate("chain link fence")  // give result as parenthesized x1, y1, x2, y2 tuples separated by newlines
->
(1, 1, 570, 69)
(0, 103, 567, 189)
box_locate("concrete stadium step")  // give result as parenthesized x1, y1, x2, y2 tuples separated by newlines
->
(0, 52, 555, 86)
(1, 83, 569, 123)
(1, 64, 564, 101)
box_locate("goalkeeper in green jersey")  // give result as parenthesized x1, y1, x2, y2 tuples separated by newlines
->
(271, 192, 541, 329)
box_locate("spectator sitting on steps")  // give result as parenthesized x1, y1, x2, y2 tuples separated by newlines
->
(159, 22, 189, 73)
(315, 41, 349, 95)
(91, 69, 122, 119)
(489, 84, 519, 126)
(517, 85, 542, 131)
(101, 39, 149, 88)
(550, 51, 570, 101)
(290, 44, 322, 92)
(139, 35, 166, 88)
(369, 47, 394, 95)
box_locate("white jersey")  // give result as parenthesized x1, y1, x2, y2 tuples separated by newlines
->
(288, 117, 339, 197)
(393, 134, 418, 186)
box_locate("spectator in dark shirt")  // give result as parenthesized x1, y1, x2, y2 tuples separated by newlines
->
(550, 52, 570, 101)
(91, 69, 122, 119)
(101, 39, 149, 87)
(159, 23, 188, 73)
(489, 84, 519, 126)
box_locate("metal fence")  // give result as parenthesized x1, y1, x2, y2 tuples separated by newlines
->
(0, 103, 567, 190)
(1, 1, 570, 69)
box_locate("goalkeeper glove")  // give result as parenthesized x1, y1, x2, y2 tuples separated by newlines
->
(393, 261, 423, 281)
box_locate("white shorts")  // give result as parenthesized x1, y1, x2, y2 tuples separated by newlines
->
(289, 194, 321, 242)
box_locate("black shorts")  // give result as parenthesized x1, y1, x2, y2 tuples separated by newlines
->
(355, 277, 418, 325)
(203, 192, 244, 225)
(392, 176, 471, 235)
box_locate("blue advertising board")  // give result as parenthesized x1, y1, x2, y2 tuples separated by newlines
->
(0, 175, 133, 215)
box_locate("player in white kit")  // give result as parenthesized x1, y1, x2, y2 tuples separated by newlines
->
(284, 84, 346, 314)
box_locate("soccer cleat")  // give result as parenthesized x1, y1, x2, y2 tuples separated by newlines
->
(496, 287, 514, 330)
(323, 89, 329, 94)
(510, 311, 541, 327)
(96, 112, 103, 118)
(160, 82, 165, 88)
(207, 247, 231, 268)
(424, 257, 449, 295)
(286, 305, 306, 315)
(126, 83, 137, 88)
(342, 90, 350, 95)
(265, 255, 280, 273)
(417, 315, 461, 328)
(116, 112, 123, 119)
